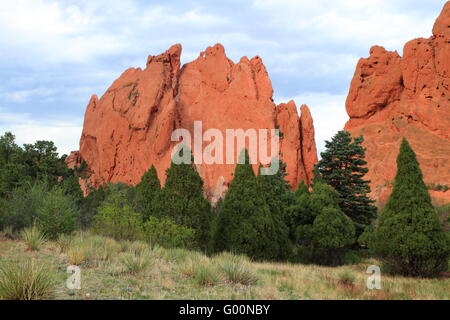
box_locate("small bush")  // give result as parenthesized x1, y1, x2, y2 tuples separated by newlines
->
(67, 245, 86, 265)
(93, 202, 144, 241)
(120, 249, 151, 275)
(21, 225, 47, 251)
(0, 226, 16, 240)
(37, 187, 78, 240)
(56, 234, 73, 253)
(0, 258, 57, 300)
(144, 216, 195, 249)
(215, 253, 256, 286)
(127, 241, 149, 256)
(342, 251, 361, 265)
(192, 263, 220, 287)
(338, 270, 356, 287)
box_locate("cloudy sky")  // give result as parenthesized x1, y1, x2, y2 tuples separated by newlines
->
(0, 0, 447, 155)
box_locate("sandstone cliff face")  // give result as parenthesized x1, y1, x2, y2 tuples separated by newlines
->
(68, 44, 318, 201)
(345, 2, 450, 205)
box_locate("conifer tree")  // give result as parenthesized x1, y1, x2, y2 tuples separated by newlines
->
(154, 148, 211, 250)
(371, 139, 449, 277)
(135, 165, 161, 221)
(317, 130, 376, 236)
(213, 150, 290, 261)
(293, 182, 355, 265)
(257, 159, 293, 260)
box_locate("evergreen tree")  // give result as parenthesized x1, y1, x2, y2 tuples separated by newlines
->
(294, 182, 356, 265)
(257, 159, 293, 260)
(371, 139, 449, 277)
(154, 148, 211, 250)
(317, 130, 376, 236)
(135, 165, 161, 221)
(213, 150, 290, 261)
(286, 181, 313, 241)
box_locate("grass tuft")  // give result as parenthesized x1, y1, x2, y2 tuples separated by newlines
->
(120, 248, 151, 275)
(192, 263, 220, 287)
(0, 258, 56, 300)
(215, 253, 257, 286)
(21, 225, 46, 251)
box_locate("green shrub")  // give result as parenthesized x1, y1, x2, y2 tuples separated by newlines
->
(0, 258, 56, 300)
(144, 216, 195, 248)
(0, 226, 16, 240)
(338, 270, 356, 286)
(213, 150, 291, 261)
(37, 186, 78, 239)
(127, 241, 149, 255)
(93, 198, 144, 241)
(56, 234, 73, 253)
(120, 249, 151, 275)
(215, 253, 257, 286)
(371, 139, 450, 277)
(67, 245, 87, 266)
(192, 263, 220, 287)
(21, 225, 47, 251)
(3, 181, 47, 231)
(294, 183, 356, 266)
(342, 250, 361, 265)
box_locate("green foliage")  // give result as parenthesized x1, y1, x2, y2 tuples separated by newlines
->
(214, 252, 257, 285)
(93, 186, 144, 241)
(337, 270, 356, 286)
(256, 159, 294, 260)
(1, 180, 48, 230)
(312, 207, 355, 250)
(371, 139, 450, 277)
(78, 185, 107, 229)
(0, 132, 73, 198)
(120, 248, 151, 275)
(144, 216, 195, 248)
(21, 225, 47, 251)
(192, 263, 220, 287)
(135, 165, 161, 221)
(37, 186, 78, 239)
(0, 258, 57, 300)
(153, 149, 211, 250)
(292, 183, 356, 266)
(213, 150, 291, 261)
(317, 131, 377, 236)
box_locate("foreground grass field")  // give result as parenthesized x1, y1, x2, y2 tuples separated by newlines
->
(0, 233, 448, 300)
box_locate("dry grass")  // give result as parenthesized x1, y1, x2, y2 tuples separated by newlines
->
(0, 236, 448, 300)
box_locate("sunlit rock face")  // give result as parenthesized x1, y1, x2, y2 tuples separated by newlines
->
(68, 43, 318, 202)
(344, 2, 450, 205)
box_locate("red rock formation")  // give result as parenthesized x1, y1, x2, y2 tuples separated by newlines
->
(68, 43, 318, 200)
(345, 2, 450, 205)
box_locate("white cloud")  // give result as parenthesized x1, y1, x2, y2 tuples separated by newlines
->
(252, 0, 438, 53)
(0, 108, 82, 156)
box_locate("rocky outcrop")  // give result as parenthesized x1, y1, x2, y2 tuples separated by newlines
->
(69, 43, 318, 201)
(345, 2, 450, 205)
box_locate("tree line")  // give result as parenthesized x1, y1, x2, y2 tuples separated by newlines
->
(0, 131, 448, 277)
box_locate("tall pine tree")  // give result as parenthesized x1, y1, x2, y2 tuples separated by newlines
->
(135, 165, 161, 221)
(213, 150, 291, 261)
(371, 139, 449, 277)
(317, 130, 376, 236)
(257, 159, 293, 260)
(154, 148, 211, 250)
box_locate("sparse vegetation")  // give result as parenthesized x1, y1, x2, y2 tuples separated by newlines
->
(21, 225, 47, 251)
(0, 236, 448, 300)
(0, 258, 57, 300)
